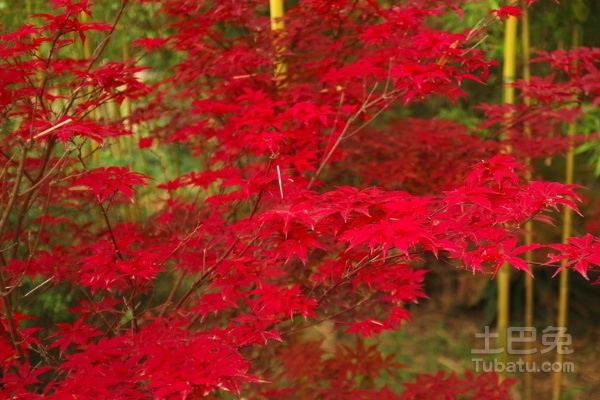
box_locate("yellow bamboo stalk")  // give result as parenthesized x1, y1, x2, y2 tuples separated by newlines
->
(497, 13, 518, 373)
(121, 50, 132, 115)
(122, 43, 138, 223)
(80, 11, 102, 165)
(121, 43, 133, 158)
(551, 123, 574, 400)
(269, 0, 285, 31)
(502, 17, 518, 106)
(552, 26, 580, 400)
(269, 0, 287, 82)
(520, 2, 534, 398)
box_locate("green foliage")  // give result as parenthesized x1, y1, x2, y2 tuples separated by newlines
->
(575, 106, 600, 176)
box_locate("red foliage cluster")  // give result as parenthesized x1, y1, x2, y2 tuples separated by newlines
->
(1, 0, 600, 398)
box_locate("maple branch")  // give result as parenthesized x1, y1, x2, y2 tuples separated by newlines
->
(0, 269, 25, 360)
(158, 270, 186, 319)
(279, 297, 371, 336)
(158, 223, 204, 268)
(80, 290, 114, 333)
(172, 236, 240, 311)
(314, 250, 382, 304)
(0, 150, 34, 184)
(308, 85, 404, 189)
(7, 185, 55, 301)
(97, 198, 141, 333)
(8, 138, 60, 261)
(28, 119, 73, 142)
(308, 105, 364, 189)
(57, 0, 129, 119)
(0, 129, 66, 356)
(17, 144, 73, 197)
(22, 277, 54, 299)
(34, 28, 64, 122)
(0, 147, 27, 241)
(87, 0, 130, 73)
(157, 223, 204, 318)
(0, 145, 32, 359)
(489, 100, 582, 140)
(99, 200, 124, 261)
(172, 159, 272, 312)
(343, 100, 394, 140)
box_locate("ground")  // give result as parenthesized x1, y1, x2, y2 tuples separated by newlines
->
(376, 269, 600, 399)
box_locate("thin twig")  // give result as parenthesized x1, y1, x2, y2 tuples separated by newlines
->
(28, 118, 73, 142)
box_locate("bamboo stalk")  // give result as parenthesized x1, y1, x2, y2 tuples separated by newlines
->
(520, 2, 534, 398)
(79, 11, 102, 165)
(269, 0, 287, 83)
(497, 13, 518, 372)
(269, 0, 285, 32)
(551, 122, 574, 400)
(552, 28, 579, 400)
(121, 43, 138, 222)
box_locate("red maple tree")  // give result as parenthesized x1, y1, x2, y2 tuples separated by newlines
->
(1, 0, 599, 398)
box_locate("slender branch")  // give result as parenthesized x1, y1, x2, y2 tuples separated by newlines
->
(59, 0, 130, 118)
(308, 85, 404, 189)
(87, 0, 130, 73)
(280, 297, 371, 336)
(0, 151, 29, 355)
(0, 271, 25, 359)
(173, 235, 241, 311)
(172, 158, 272, 311)
(0, 145, 28, 359)
(99, 200, 123, 260)
(157, 271, 186, 319)
(17, 144, 72, 197)
(156, 223, 204, 318)
(0, 149, 25, 242)
(0, 150, 33, 183)
(97, 198, 141, 333)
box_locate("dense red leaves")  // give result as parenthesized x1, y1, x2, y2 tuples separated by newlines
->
(400, 371, 518, 399)
(347, 319, 390, 337)
(0, 0, 599, 398)
(262, 337, 407, 399)
(548, 234, 600, 281)
(490, 6, 523, 21)
(50, 0, 93, 15)
(341, 118, 501, 193)
(248, 285, 318, 319)
(50, 320, 103, 354)
(138, 136, 154, 148)
(72, 166, 151, 202)
(45, 324, 260, 398)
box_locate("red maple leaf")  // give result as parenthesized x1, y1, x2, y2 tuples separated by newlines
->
(490, 6, 523, 22)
